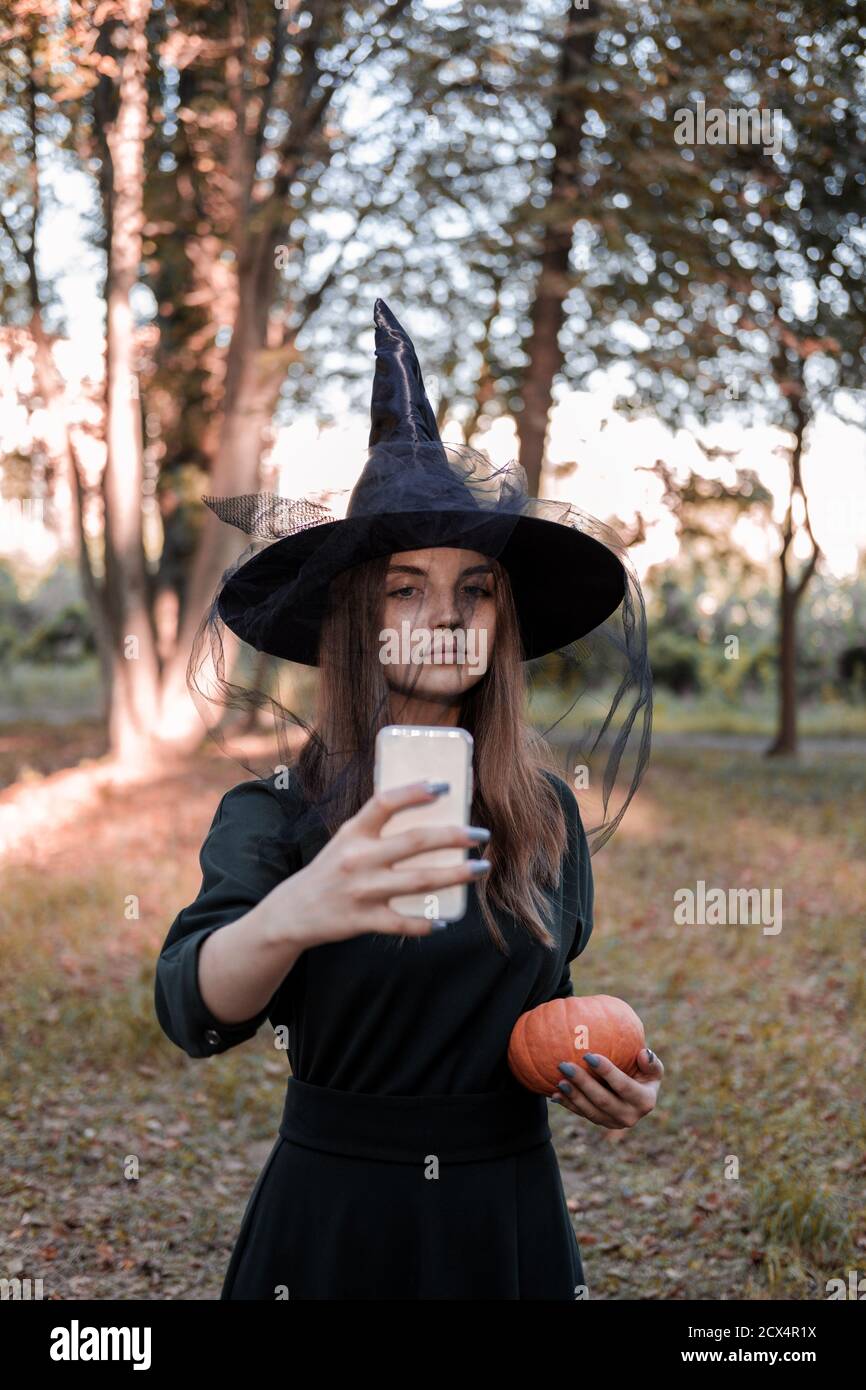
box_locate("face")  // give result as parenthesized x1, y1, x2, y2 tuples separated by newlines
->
(379, 547, 497, 706)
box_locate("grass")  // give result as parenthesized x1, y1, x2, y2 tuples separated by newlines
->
(0, 739, 864, 1299)
(529, 683, 866, 739)
(649, 689, 866, 738)
(551, 744, 866, 1299)
(2, 656, 865, 744)
(0, 659, 102, 723)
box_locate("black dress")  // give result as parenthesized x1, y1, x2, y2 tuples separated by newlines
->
(154, 769, 594, 1301)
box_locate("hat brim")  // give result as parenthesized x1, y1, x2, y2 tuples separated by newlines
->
(216, 509, 626, 665)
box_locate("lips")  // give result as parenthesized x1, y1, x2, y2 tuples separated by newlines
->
(421, 633, 465, 664)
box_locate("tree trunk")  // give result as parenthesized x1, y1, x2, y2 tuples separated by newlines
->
(766, 395, 820, 758)
(152, 0, 364, 743)
(769, 574, 798, 755)
(517, 0, 595, 496)
(99, 0, 161, 765)
(463, 279, 503, 445)
(154, 310, 299, 746)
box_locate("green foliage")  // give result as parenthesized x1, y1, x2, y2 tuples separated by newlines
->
(647, 628, 702, 695)
(16, 601, 96, 664)
(0, 562, 99, 675)
(644, 556, 866, 702)
(0, 620, 19, 665)
(838, 646, 866, 697)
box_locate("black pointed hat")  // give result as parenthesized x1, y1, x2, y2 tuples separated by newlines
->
(204, 298, 626, 665)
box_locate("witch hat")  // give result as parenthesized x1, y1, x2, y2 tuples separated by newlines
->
(203, 298, 626, 665)
(190, 297, 652, 855)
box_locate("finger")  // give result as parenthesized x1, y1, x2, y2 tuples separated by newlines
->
(353, 781, 450, 837)
(355, 859, 491, 901)
(366, 823, 489, 867)
(563, 1054, 640, 1103)
(550, 1089, 618, 1128)
(557, 1060, 635, 1125)
(635, 1047, 664, 1078)
(359, 907, 449, 937)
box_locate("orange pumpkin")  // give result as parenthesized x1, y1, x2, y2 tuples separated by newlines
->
(508, 994, 645, 1094)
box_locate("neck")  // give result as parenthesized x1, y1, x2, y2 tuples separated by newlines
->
(387, 692, 463, 727)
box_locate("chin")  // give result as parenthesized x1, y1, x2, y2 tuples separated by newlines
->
(389, 664, 484, 704)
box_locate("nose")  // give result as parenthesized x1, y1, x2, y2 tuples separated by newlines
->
(428, 589, 468, 632)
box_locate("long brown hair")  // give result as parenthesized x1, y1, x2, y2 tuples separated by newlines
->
(295, 551, 569, 951)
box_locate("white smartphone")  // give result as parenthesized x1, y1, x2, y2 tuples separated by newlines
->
(373, 725, 474, 922)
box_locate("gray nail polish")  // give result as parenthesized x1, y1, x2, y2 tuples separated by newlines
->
(464, 826, 491, 842)
(469, 859, 492, 876)
(429, 919, 449, 931)
(584, 1053, 600, 1067)
(424, 780, 450, 795)
(557, 1081, 572, 1095)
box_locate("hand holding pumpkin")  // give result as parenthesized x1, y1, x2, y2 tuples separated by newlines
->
(551, 1046, 664, 1130)
(507, 995, 663, 1131)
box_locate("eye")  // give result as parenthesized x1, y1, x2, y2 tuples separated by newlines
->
(388, 586, 419, 599)
(463, 584, 492, 598)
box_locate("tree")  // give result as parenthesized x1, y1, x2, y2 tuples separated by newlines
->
(93, 0, 159, 762)
(0, 0, 114, 699)
(516, 0, 599, 494)
(3, 0, 422, 759)
(571, 0, 866, 753)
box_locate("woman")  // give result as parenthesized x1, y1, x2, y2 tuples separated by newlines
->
(154, 299, 660, 1300)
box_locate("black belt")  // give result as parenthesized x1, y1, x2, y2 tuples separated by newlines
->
(278, 1076, 551, 1164)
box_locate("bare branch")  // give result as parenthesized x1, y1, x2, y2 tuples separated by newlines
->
(252, 6, 290, 172)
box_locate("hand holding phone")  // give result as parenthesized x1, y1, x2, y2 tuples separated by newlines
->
(374, 724, 476, 922)
(271, 771, 490, 946)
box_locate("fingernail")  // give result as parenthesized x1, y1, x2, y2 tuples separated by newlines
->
(429, 919, 449, 931)
(584, 1053, 600, 1067)
(424, 780, 450, 795)
(464, 826, 491, 843)
(469, 859, 491, 876)
(557, 1081, 572, 1095)
(646, 1048, 654, 1063)
(558, 1062, 576, 1078)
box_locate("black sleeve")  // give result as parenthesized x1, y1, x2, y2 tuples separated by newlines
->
(568, 805, 594, 962)
(549, 775, 595, 1001)
(154, 780, 301, 1059)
